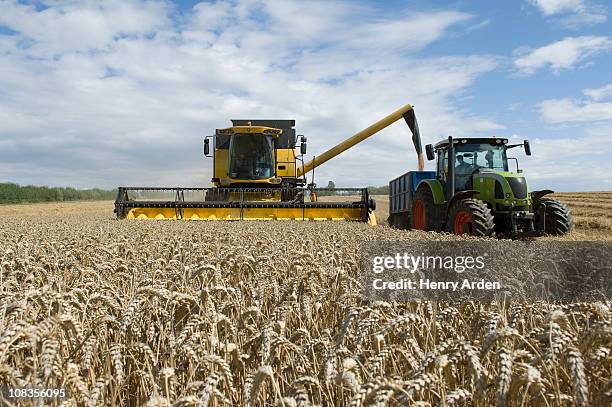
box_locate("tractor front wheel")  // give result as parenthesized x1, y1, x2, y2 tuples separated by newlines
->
(534, 198, 573, 235)
(447, 199, 494, 236)
(411, 188, 439, 231)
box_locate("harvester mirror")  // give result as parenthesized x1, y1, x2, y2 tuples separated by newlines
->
(203, 138, 210, 156)
(425, 144, 435, 160)
(524, 140, 532, 156)
(300, 135, 307, 155)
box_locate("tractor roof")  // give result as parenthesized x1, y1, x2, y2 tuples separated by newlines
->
(434, 137, 509, 149)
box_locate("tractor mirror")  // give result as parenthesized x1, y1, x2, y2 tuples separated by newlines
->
(425, 144, 435, 161)
(204, 138, 210, 156)
(524, 140, 531, 156)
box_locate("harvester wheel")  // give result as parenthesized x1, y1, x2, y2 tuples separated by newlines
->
(534, 198, 574, 235)
(411, 187, 439, 231)
(447, 198, 494, 236)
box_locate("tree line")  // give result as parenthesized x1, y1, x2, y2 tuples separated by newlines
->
(0, 183, 116, 204)
(317, 181, 389, 196)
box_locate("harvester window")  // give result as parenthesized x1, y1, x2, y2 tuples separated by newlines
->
(228, 135, 275, 180)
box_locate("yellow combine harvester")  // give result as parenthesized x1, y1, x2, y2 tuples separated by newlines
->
(114, 103, 424, 223)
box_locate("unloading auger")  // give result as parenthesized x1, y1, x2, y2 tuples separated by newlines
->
(114, 103, 423, 224)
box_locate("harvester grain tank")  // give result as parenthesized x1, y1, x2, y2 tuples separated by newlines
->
(388, 136, 574, 236)
(115, 103, 424, 223)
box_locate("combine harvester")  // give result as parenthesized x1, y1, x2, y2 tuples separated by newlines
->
(115, 103, 424, 224)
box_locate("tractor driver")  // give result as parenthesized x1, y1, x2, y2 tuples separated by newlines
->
(485, 150, 495, 169)
(455, 154, 472, 190)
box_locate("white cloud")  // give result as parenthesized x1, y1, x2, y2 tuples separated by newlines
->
(0, 0, 171, 55)
(0, 0, 503, 189)
(539, 98, 612, 123)
(513, 129, 612, 191)
(583, 83, 612, 101)
(514, 36, 612, 75)
(529, 0, 585, 15)
(527, 0, 607, 26)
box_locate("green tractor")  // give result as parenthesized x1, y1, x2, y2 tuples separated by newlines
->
(388, 137, 573, 236)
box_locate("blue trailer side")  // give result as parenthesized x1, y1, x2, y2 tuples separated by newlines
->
(388, 171, 436, 228)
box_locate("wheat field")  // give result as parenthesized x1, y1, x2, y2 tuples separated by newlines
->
(0, 200, 610, 406)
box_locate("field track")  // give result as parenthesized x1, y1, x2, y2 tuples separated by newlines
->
(0, 196, 610, 406)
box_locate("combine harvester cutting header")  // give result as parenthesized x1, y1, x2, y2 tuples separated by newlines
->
(115, 103, 424, 224)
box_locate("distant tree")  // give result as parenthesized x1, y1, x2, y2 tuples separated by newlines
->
(327, 180, 336, 189)
(367, 185, 390, 195)
(0, 183, 116, 204)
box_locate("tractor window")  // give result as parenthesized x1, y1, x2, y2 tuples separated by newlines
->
(437, 149, 448, 181)
(456, 143, 508, 172)
(228, 135, 275, 180)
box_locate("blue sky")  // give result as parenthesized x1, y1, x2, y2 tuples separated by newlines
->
(1, 0, 611, 191)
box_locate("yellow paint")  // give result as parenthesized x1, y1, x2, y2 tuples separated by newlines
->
(214, 149, 229, 185)
(125, 206, 372, 222)
(216, 126, 282, 136)
(275, 148, 297, 178)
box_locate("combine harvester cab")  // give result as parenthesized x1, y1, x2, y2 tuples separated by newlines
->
(115, 103, 424, 225)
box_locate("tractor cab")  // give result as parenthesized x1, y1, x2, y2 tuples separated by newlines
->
(429, 138, 520, 193)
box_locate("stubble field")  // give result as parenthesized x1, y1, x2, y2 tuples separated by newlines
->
(0, 194, 610, 406)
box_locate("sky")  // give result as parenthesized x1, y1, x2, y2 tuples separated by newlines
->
(0, 0, 611, 191)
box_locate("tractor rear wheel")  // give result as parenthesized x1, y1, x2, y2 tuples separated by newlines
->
(447, 198, 494, 236)
(411, 187, 439, 231)
(534, 198, 573, 235)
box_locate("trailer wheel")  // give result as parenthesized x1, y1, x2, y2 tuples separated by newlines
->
(534, 198, 573, 235)
(388, 213, 410, 229)
(447, 198, 494, 236)
(411, 187, 439, 231)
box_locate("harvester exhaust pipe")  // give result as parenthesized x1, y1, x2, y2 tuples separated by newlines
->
(297, 103, 422, 177)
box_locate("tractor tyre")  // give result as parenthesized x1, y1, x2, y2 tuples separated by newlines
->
(534, 198, 574, 235)
(411, 187, 440, 231)
(447, 198, 494, 236)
